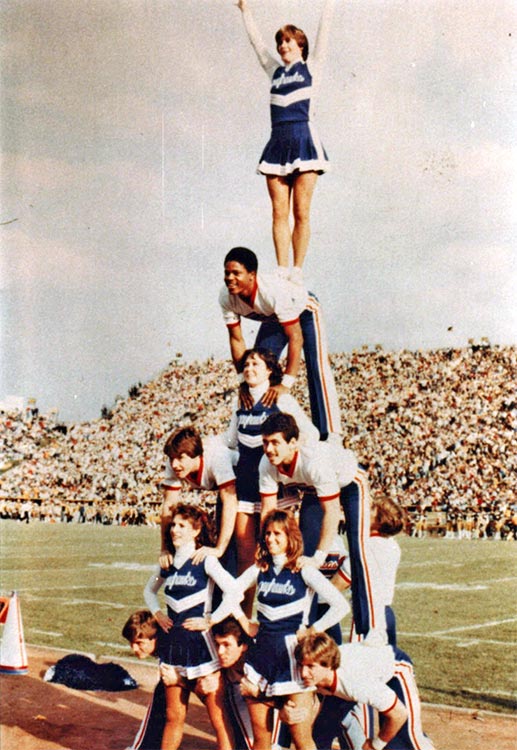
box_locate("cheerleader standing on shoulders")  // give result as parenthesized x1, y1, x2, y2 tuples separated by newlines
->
(226, 509, 349, 750)
(144, 503, 237, 750)
(235, 0, 335, 281)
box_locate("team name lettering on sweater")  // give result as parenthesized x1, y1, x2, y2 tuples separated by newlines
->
(272, 70, 306, 89)
(257, 577, 296, 597)
(165, 570, 197, 588)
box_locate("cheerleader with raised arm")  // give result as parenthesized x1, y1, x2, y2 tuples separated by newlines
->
(235, 0, 335, 282)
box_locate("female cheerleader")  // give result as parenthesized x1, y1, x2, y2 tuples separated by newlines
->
(143, 503, 237, 750)
(236, 0, 335, 279)
(228, 509, 349, 750)
(223, 347, 319, 615)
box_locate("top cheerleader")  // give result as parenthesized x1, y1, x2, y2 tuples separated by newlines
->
(236, 0, 335, 281)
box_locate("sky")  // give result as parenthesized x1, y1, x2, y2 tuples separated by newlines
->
(1, 0, 516, 423)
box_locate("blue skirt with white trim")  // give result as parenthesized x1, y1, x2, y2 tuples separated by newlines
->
(257, 120, 329, 177)
(244, 630, 312, 697)
(159, 626, 219, 680)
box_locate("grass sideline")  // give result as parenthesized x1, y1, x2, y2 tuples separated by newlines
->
(1, 520, 516, 715)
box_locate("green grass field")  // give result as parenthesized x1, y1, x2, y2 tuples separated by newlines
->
(1, 521, 516, 715)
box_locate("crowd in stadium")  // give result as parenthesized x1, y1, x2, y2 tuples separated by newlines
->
(1, 343, 515, 537)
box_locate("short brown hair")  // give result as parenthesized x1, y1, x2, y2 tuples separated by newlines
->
(275, 25, 309, 61)
(121, 610, 158, 644)
(294, 632, 341, 670)
(372, 496, 407, 537)
(164, 426, 203, 461)
(212, 617, 252, 647)
(261, 412, 299, 442)
(256, 509, 303, 571)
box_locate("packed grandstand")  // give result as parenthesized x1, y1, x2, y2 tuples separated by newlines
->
(1, 343, 516, 538)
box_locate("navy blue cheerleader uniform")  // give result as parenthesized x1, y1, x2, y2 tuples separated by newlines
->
(239, 0, 334, 178)
(230, 558, 347, 698)
(245, 565, 313, 696)
(158, 558, 219, 679)
(144, 551, 238, 681)
(258, 60, 329, 177)
(235, 399, 279, 514)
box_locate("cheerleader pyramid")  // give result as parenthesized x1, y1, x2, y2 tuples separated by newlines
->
(123, 3, 435, 749)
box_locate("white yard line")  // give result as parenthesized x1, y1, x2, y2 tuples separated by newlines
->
(13, 582, 139, 592)
(94, 641, 126, 649)
(429, 617, 517, 635)
(397, 577, 517, 591)
(29, 628, 63, 637)
(397, 582, 487, 591)
(20, 593, 128, 608)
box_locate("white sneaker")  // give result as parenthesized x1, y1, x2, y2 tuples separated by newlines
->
(290, 267, 304, 285)
(275, 266, 290, 280)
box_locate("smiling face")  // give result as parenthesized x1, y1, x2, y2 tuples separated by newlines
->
(277, 33, 303, 65)
(170, 513, 200, 548)
(264, 521, 289, 556)
(243, 352, 272, 388)
(171, 452, 199, 479)
(262, 431, 297, 468)
(224, 261, 255, 297)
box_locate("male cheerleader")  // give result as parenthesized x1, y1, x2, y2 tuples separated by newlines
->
(332, 496, 434, 750)
(258, 412, 379, 643)
(219, 246, 342, 442)
(160, 426, 238, 571)
(288, 633, 435, 750)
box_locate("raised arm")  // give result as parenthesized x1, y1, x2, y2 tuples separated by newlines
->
(236, 0, 279, 77)
(310, 0, 336, 78)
